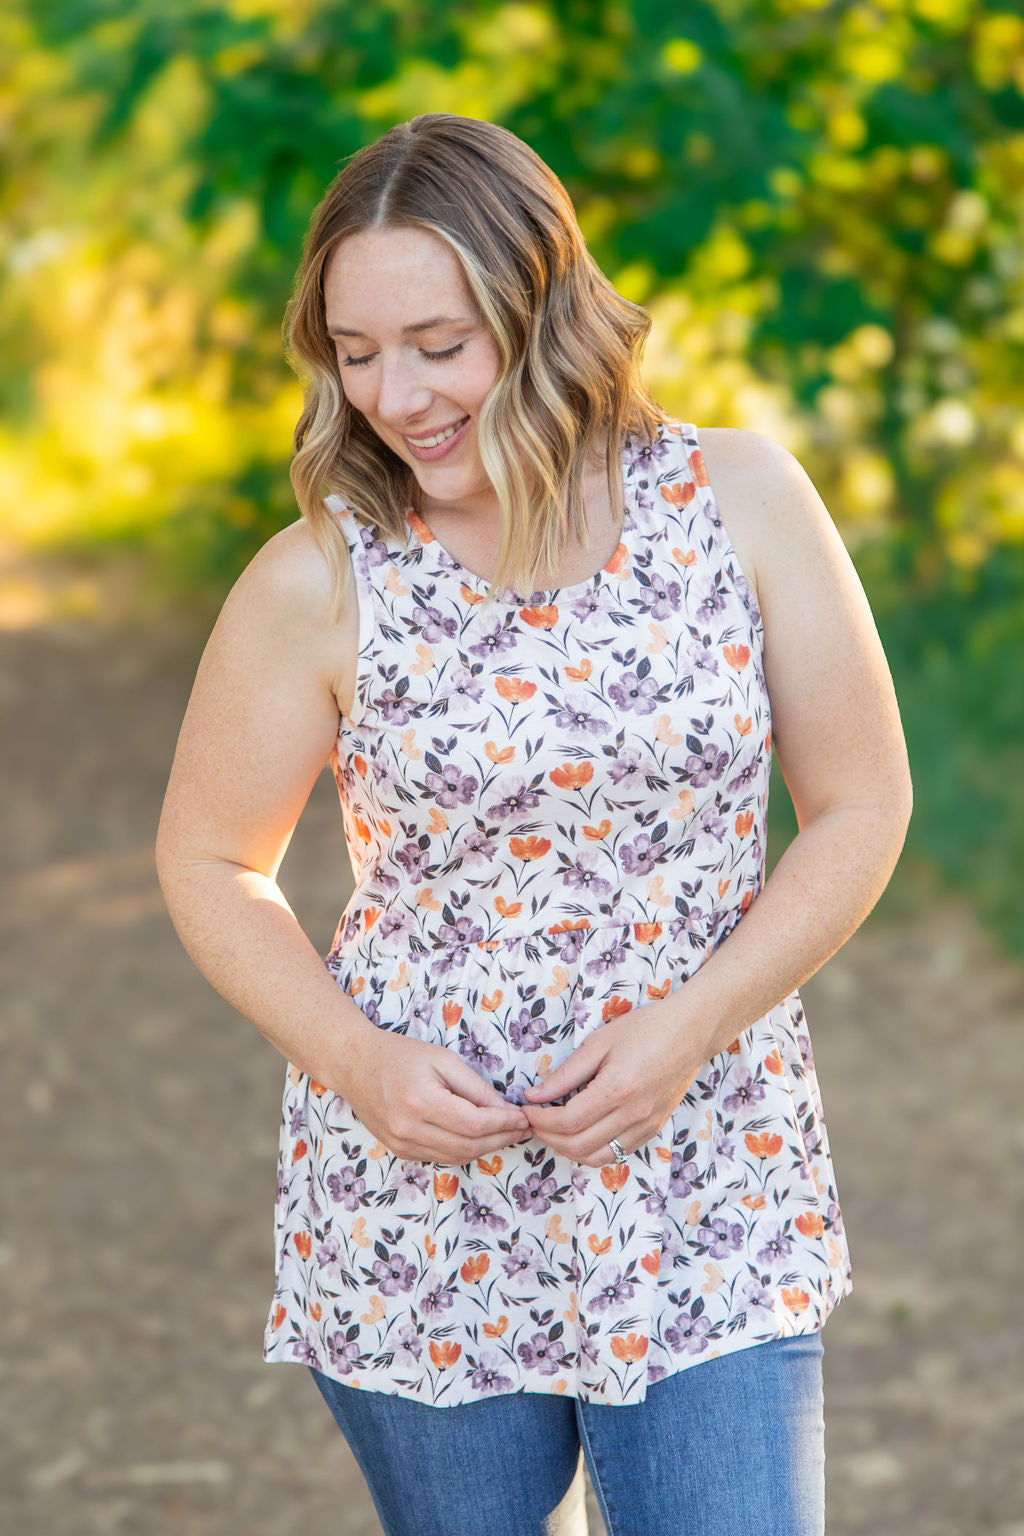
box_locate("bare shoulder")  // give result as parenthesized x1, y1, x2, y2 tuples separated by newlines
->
(223, 517, 359, 717)
(695, 426, 818, 613)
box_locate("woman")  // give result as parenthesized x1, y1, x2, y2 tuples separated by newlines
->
(156, 114, 913, 1536)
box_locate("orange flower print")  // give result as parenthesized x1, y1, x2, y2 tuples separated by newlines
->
(461, 1253, 490, 1284)
(547, 918, 590, 937)
(442, 999, 462, 1030)
(293, 1231, 312, 1261)
(641, 1249, 662, 1275)
(726, 1037, 742, 1054)
(688, 446, 710, 487)
(352, 814, 372, 843)
(661, 479, 696, 511)
(633, 923, 662, 943)
(495, 896, 523, 918)
(433, 1171, 459, 1202)
(549, 761, 594, 789)
(601, 995, 633, 1022)
(742, 1193, 767, 1211)
(291, 1139, 308, 1164)
(351, 753, 367, 776)
(509, 835, 551, 860)
(611, 1333, 649, 1363)
(564, 658, 592, 680)
(735, 810, 754, 838)
(583, 819, 612, 840)
(647, 978, 671, 999)
(734, 713, 752, 735)
(588, 1234, 613, 1255)
(460, 583, 484, 605)
(476, 1156, 503, 1176)
(495, 675, 537, 702)
(745, 1132, 784, 1158)
(520, 604, 559, 628)
(672, 546, 697, 567)
(424, 1235, 436, 1259)
(483, 1315, 508, 1338)
(426, 807, 448, 834)
(765, 1050, 784, 1075)
(723, 642, 750, 671)
(604, 542, 629, 576)
(272, 1304, 286, 1331)
(600, 1163, 631, 1192)
(481, 990, 503, 1012)
(795, 1211, 825, 1239)
(310, 1302, 322, 1321)
(429, 1340, 462, 1369)
(485, 741, 515, 763)
(782, 1287, 810, 1315)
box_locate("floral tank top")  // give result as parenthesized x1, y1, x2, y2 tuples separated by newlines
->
(262, 416, 853, 1407)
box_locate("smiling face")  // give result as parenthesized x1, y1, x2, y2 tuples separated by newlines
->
(323, 225, 504, 520)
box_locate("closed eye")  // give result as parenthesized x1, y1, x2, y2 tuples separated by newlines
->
(342, 343, 465, 368)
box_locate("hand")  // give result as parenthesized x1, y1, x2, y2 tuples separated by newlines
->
(521, 999, 713, 1166)
(340, 1026, 532, 1165)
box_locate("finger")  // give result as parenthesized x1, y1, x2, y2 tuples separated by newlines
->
(522, 1044, 601, 1106)
(523, 1071, 620, 1136)
(536, 1110, 646, 1166)
(434, 1054, 530, 1121)
(428, 1096, 531, 1141)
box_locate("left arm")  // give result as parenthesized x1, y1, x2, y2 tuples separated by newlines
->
(524, 430, 913, 1162)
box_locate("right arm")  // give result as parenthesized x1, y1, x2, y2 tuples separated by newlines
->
(154, 520, 530, 1163)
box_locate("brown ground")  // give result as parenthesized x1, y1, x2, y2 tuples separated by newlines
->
(2, 584, 1023, 1535)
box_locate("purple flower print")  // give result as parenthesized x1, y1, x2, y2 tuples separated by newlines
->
(714, 1132, 735, 1164)
(647, 1364, 668, 1385)
(327, 1331, 360, 1374)
(455, 827, 498, 864)
(511, 1170, 558, 1214)
(468, 621, 518, 660)
(289, 1104, 304, 1136)
(561, 852, 612, 898)
(743, 1279, 774, 1312)
(424, 762, 479, 808)
(589, 1266, 636, 1314)
(377, 908, 415, 946)
(410, 602, 458, 644)
(723, 1071, 766, 1113)
(684, 739, 730, 787)
(326, 1166, 366, 1211)
(419, 1274, 456, 1316)
(579, 1331, 600, 1366)
(644, 1182, 668, 1217)
(570, 1164, 591, 1195)
(827, 1202, 844, 1237)
(553, 693, 611, 737)
(618, 832, 666, 878)
(448, 667, 486, 707)
(665, 1307, 712, 1355)
(756, 1223, 794, 1269)
(393, 1161, 430, 1197)
(510, 1009, 544, 1052)
(637, 573, 683, 621)
(733, 570, 761, 627)
(517, 1332, 562, 1375)
(316, 1236, 344, 1278)
(660, 1226, 684, 1261)
(694, 807, 728, 846)
(371, 1250, 417, 1296)
(463, 1185, 509, 1233)
(551, 928, 587, 965)
(608, 668, 660, 715)
(669, 1150, 699, 1199)
(568, 586, 617, 623)
(484, 777, 543, 824)
(458, 1027, 503, 1076)
(727, 752, 760, 794)
(395, 841, 429, 884)
(379, 687, 413, 725)
(607, 746, 647, 786)
(501, 1243, 541, 1282)
(471, 1350, 515, 1394)
(394, 1324, 423, 1364)
(685, 636, 721, 678)
(584, 935, 628, 977)
(706, 1218, 744, 1260)
(437, 914, 485, 948)
(291, 1329, 322, 1369)
(668, 906, 708, 946)
(694, 575, 728, 624)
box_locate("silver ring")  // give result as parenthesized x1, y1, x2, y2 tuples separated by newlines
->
(608, 1137, 629, 1164)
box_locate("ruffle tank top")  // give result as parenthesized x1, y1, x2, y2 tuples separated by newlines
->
(262, 415, 853, 1406)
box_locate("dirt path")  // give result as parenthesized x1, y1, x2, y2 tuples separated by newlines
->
(2, 613, 1022, 1535)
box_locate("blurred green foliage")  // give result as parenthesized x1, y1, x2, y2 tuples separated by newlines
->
(2, 0, 1022, 953)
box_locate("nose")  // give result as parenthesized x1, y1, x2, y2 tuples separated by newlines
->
(373, 351, 432, 430)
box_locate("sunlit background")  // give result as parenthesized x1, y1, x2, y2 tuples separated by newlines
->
(3, 4, 1023, 1533)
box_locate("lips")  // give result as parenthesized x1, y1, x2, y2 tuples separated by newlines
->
(404, 415, 470, 446)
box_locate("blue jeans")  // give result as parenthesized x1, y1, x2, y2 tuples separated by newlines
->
(308, 1331, 825, 1536)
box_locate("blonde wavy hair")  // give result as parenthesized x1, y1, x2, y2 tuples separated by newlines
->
(284, 113, 667, 618)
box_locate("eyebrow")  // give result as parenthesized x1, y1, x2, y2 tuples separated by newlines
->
(326, 315, 472, 339)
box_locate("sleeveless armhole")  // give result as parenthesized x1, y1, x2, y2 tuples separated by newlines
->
(679, 422, 765, 648)
(324, 494, 376, 729)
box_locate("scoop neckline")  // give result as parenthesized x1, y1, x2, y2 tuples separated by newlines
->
(402, 429, 642, 606)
